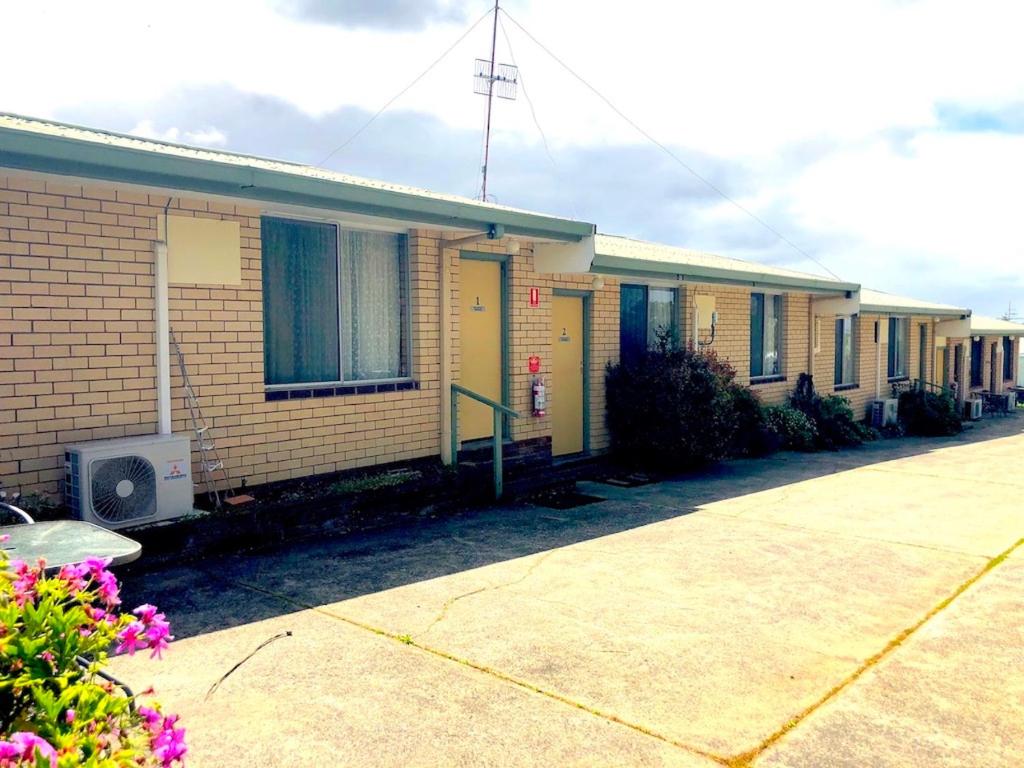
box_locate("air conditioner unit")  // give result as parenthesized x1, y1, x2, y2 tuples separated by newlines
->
(964, 399, 983, 421)
(869, 398, 899, 428)
(65, 434, 194, 530)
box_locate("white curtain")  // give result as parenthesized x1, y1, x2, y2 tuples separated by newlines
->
(340, 230, 406, 380)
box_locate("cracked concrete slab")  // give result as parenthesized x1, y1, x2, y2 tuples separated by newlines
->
(756, 547, 1024, 768)
(305, 510, 981, 756)
(109, 609, 715, 768)
(113, 416, 1024, 766)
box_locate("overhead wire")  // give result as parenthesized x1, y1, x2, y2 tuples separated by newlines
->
(499, 7, 843, 281)
(317, 7, 492, 167)
(497, 12, 579, 220)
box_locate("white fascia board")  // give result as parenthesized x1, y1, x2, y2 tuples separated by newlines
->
(812, 292, 860, 316)
(935, 318, 971, 337)
(532, 235, 595, 274)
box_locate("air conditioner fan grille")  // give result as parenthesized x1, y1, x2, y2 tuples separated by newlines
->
(90, 455, 157, 523)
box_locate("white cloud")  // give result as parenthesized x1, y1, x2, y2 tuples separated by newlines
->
(127, 120, 227, 147)
(2, 0, 1024, 313)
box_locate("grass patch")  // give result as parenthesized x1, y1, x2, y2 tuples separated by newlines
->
(328, 469, 419, 496)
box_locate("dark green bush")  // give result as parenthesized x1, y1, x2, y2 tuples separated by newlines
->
(763, 404, 818, 451)
(606, 344, 746, 471)
(728, 385, 776, 457)
(790, 373, 874, 450)
(898, 389, 963, 436)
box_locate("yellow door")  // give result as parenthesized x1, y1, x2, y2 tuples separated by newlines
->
(459, 258, 503, 441)
(552, 295, 584, 456)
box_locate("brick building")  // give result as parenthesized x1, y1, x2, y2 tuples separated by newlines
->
(0, 114, 1009, 506)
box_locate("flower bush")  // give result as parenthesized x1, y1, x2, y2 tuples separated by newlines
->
(763, 404, 818, 451)
(0, 539, 185, 767)
(790, 373, 875, 450)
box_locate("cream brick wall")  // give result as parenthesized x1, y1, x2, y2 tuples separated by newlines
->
(845, 315, 936, 417)
(0, 174, 443, 496)
(945, 334, 1019, 395)
(679, 285, 812, 405)
(2, 172, 624, 498)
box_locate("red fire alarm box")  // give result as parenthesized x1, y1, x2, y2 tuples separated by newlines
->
(528, 287, 540, 308)
(528, 355, 541, 373)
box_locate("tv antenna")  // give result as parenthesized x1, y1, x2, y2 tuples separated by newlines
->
(474, 0, 518, 201)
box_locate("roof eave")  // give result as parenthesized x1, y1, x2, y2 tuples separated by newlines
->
(0, 126, 594, 242)
(859, 304, 969, 318)
(591, 254, 858, 295)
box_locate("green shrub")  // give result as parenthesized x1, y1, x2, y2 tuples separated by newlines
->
(790, 373, 874, 450)
(898, 389, 963, 436)
(606, 344, 745, 471)
(728, 386, 776, 457)
(763, 404, 818, 451)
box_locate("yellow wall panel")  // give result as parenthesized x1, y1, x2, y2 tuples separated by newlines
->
(167, 215, 241, 285)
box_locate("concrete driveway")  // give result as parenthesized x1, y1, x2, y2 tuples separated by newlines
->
(112, 417, 1024, 767)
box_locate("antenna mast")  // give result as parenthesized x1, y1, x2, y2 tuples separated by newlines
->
(474, 0, 518, 201)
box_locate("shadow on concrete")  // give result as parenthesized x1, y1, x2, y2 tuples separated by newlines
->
(120, 415, 1023, 640)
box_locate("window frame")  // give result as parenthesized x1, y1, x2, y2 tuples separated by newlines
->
(619, 283, 679, 363)
(833, 314, 857, 388)
(886, 316, 910, 381)
(261, 214, 414, 391)
(970, 336, 984, 388)
(1003, 336, 1014, 381)
(750, 291, 785, 382)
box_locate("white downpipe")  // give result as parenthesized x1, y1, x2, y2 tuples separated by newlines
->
(807, 307, 815, 381)
(154, 240, 172, 435)
(440, 245, 453, 464)
(875, 319, 882, 399)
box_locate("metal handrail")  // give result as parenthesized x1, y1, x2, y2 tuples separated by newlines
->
(0, 502, 35, 525)
(450, 384, 521, 500)
(451, 384, 519, 417)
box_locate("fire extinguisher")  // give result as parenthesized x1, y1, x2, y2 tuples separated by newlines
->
(532, 377, 547, 417)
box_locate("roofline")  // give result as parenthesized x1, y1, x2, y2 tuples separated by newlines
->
(0, 124, 594, 242)
(859, 301, 969, 318)
(970, 323, 1024, 336)
(591, 254, 859, 295)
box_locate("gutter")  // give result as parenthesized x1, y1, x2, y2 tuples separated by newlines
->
(591, 255, 859, 296)
(0, 126, 594, 242)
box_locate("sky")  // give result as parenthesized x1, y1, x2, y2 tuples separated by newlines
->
(1, 0, 1022, 316)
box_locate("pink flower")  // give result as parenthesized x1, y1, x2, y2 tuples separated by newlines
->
(7, 732, 57, 767)
(95, 570, 121, 608)
(131, 605, 173, 659)
(10, 560, 38, 607)
(151, 716, 187, 766)
(137, 706, 163, 734)
(58, 563, 88, 594)
(115, 621, 147, 656)
(65, 709, 75, 724)
(0, 534, 9, 543)
(82, 555, 112, 574)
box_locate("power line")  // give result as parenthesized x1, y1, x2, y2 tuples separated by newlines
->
(317, 8, 492, 167)
(497, 12, 578, 219)
(499, 8, 842, 281)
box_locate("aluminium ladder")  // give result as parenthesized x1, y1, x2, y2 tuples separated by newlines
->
(170, 328, 235, 510)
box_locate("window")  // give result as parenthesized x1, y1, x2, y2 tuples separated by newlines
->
(970, 337, 983, 387)
(261, 217, 409, 387)
(1004, 336, 1014, 381)
(887, 317, 909, 379)
(919, 323, 928, 381)
(750, 293, 783, 379)
(619, 285, 677, 363)
(834, 316, 856, 386)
